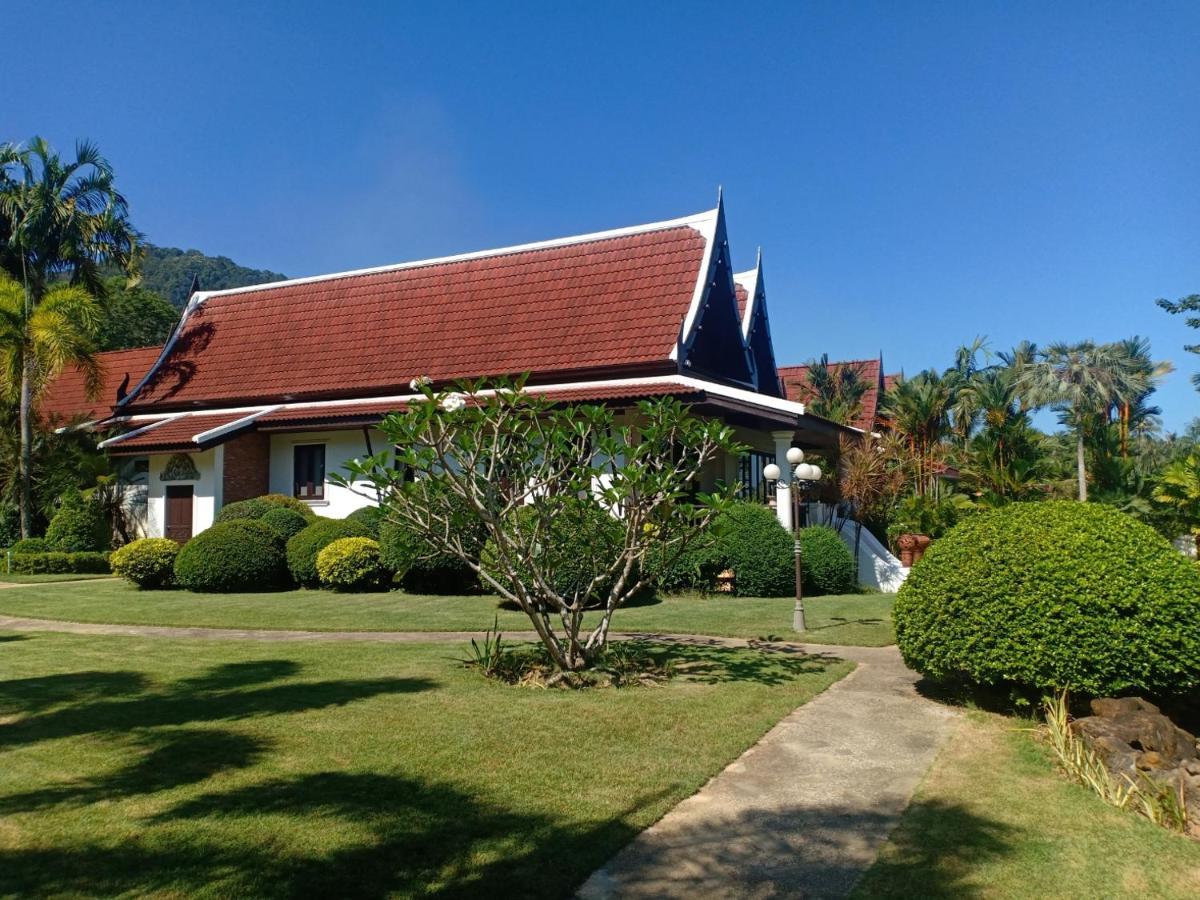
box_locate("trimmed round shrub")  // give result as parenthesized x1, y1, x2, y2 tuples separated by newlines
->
(286, 518, 372, 587)
(46, 489, 110, 552)
(316, 537, 388, 591)
(217, 494, 318, 525)
(9, 537, 50, 554)
(345, 505, 385, 538)
(798, 526, 856, 595)
(481, 500, 624, 606)
(645, 530, 727, 593)
(379, 498, 485, 594)
(260, 507, 310, 542)
(111, 538, 179, 589)
(895, 501, 1200, 697)
(174, 521, 290, 593)
(716, 502, 795, 597)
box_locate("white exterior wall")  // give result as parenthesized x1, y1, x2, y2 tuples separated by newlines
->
(146, 448, 221, 538)
(268, 429, 384, 519)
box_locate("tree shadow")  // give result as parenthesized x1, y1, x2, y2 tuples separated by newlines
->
(584, 799, 1017, 900)
(0, 634, 27, 643)
(0, 658, 433, 751)
(137, 318, 214, 400)
(618, 637, 844, 687)
(0, 769, 674, 900)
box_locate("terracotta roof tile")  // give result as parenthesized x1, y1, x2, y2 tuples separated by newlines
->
(127, 226, 708, 412)
(39, 347, 162, 424)
(104, 411, 260, 454)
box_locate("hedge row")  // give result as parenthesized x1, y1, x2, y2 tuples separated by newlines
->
(7, 551, 111, 575)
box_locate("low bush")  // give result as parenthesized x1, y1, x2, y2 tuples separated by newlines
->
(894, 501, 1200, 698)
(216, 494, 317, 525)
(8, 551, 111, 575)
(174, 521, 290, 593)
(8, 537, 50, 554)
(316, 537, 388, 591)
(110, 538, 180, 589)
(798, 526, 856, 595)
(46, 489, 110, 552)
(481, 500, 625, 607)
(379, 501, 485, 594)
(260, 507, 310, 542)
(345, 505, 385, 538)
(286, 518, 372, 587)
(645, 534, 727, 593)
(716, 502, 795, 597)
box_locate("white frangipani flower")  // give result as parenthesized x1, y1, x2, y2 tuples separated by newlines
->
(440, 393, 466, 413)
(409, 375, 432, 391)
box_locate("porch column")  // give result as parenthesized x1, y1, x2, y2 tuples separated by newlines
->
(771, 430, 794, 531)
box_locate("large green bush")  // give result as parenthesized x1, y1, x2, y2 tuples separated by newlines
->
(0, 505, 19, 548)
(110, 538, 179, 589)
(45, 489, 110, 552)
(379, 499, 485, 594)
(480, 500, 624, 606)
(174, 521, 289, 593)
(798, 526, 856, 595)
(216, 493, 316, 525)
(316, 537, 388, 591)
(894, 501, 1200, 697)
(346, 505, 385, 539)
(260, 507, 310, 542)
(716, 502, 795, 597)
(645, 533, 727, 593)
(8, 551, 111, 575)
(286, 518, 372, 587)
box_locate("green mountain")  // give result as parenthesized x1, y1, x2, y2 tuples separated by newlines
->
(136, 244, 286, 308)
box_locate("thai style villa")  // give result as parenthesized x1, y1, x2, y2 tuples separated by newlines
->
(42, 199, 908, 589)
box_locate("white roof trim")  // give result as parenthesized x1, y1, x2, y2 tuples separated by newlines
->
(98, 416, 177, 449)
(733, 265, 760, 340)
(668, 206, 721, 363)
(101, 375, 857, 452)
(190, 207, 720, 303)
(191, 406, 281, 443)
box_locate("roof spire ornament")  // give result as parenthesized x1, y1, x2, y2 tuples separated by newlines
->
(187, 273, 201, 298)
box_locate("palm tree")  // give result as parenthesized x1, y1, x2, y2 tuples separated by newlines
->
(1152, 451, 1200, 553)
(1016, 341, 1147, 501)
(0, 138, 139, 537)
(1110, 336, 1173, 457)
(881, 370, 955, 497)
(802, 354, 870, 426)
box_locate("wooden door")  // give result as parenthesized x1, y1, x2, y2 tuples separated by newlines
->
(165, 486, 194, 543)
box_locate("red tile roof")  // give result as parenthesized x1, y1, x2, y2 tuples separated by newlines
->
(39, 347, 162, 424)
(779, 359, 887, 431)
(104, 411, 259, 454)
(126, 224, 709, 412)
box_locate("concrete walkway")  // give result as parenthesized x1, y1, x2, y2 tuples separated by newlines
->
(0, 612, 959, 897)
(578, 643, 961, 900)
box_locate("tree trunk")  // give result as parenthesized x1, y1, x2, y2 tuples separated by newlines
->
(19, 353, 34, 539)
(1076, 430, 1087, 502)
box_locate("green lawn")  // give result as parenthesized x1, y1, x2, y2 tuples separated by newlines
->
(0, 629, 851, 898)
(0, 581, 896, 645)
(0, 573, 116, 584)
(854, 711, 1200, 899)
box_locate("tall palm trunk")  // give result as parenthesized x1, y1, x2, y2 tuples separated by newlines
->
(19, 351, 34, 538)
(1076, 429, 1087, 502)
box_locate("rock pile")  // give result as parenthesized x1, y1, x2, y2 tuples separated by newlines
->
(1072, 697, 1199, 835)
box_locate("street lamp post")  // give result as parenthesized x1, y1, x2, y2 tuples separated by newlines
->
(764, 448, 822, 633)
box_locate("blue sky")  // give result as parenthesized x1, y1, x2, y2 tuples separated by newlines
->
(9, 1, 1199, 429)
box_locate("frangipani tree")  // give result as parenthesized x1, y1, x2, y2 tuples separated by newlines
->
(335, 377, 743, 672)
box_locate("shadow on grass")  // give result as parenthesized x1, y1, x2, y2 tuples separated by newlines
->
(618, 637, 844, 687)
(0, 657, 433, 751)
(807, 616, 885, 633)
(0, 770, 674, 900)
(854, 800, 1018, 898)
(0, 634, 27, 643)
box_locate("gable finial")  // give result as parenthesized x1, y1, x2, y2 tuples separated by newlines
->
(187, 273, 201, 298)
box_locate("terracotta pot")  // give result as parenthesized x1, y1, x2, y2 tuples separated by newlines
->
(897, 533, 918, 568)
(715, 569, 736, 594)
(912, 533, 932, 564)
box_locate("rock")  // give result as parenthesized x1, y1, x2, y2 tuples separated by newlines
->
(1073, 696, 1199, 831)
